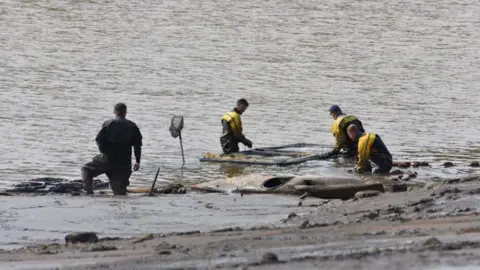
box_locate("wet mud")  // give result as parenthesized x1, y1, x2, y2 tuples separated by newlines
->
(2, 171, 480, 269)
(4, 178, 108, 195)
(0, 177, 187, 197)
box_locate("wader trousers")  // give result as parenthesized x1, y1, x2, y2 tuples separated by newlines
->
(371, 153, 393, 174)
(81, 154, 131, 195)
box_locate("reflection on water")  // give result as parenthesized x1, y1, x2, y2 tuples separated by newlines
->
(219, 164, 247, 178)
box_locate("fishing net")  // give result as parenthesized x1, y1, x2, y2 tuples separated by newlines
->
(169, 115, 184, 138)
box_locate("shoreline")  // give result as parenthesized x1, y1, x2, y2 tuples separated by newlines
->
(3, 178, 480, 269)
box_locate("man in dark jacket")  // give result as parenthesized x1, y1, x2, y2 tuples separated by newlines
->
(81, 103, 143, 195)
(220, 99, 253, 154)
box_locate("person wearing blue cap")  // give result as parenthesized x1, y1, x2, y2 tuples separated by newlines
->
(347, 124, 392, 174)
(328, 105, 365, 157)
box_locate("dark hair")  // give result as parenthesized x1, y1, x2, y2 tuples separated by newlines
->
(236, 98, 249, 107)
(114, 103, 127, 115)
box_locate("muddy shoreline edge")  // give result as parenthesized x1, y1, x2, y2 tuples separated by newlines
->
(3, 177, 480, 269)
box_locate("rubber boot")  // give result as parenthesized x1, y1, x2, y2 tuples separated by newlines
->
(81, 169, 94, 195)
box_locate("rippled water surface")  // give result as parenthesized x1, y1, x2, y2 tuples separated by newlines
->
(1, 0, 480, 189)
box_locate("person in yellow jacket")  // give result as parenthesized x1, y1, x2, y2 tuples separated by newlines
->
(220, 99, 253, 154)
(328, 105, 365, 157)
(347, 124, 393, 174)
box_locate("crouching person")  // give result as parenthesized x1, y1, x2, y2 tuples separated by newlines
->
(347, 124, 392, 174)
(81, 103, 143, 195)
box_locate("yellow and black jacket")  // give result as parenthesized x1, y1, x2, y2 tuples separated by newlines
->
(331, 114, 364, 155)
(220, 108, 252, 154)
(355, 132, 392, 173)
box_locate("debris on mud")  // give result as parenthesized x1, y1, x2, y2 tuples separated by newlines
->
(287, 213, 298, 219)
(384, 182, 407, 192)
(444, 176, 480, 184)
(205, 203, 214, 209)
(393, 228, 426, 236)
(408, 198, 434, 207)
(423, 237, 443, 248)
(155, 242, 178, 250)
(421, 238, 480, 251)
(98, 237, 122, 242)
(397, 174, 410, 181)
(154, 241, 190, 254)
(459, 176, 480, 183)
(5, 177, 107, 195)
(299, 192, 309, 200)
(212, 227, 244, 233)
(65, 232, 98, 244)
(443, 162, 454, 168)
(172, 230, 201, 236)
(21, 244, 62, 255)
(261, 252, 279, 263)
(430, 187, 460, 198)
(299, 220, 310, 229)
(457, 227, 480, 235)
(157, 183, 187, 194)
(362, 230, 387, 236)
(132, 233, 155, 244)
(393, 161, 430, 168)
(454, 207, 474, 213)
(361, 210, 380, 220)
(389, 169, 404, 175)
(282, 213, 299, 223)
(81, 244, 118, 252)
(354, 190, 381, 199)
(466, 188, 480, 195)
(158, 250, 172, 255)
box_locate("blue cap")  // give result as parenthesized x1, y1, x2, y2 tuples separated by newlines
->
(329, 105, 342, 114)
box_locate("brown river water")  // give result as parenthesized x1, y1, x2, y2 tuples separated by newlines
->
(1, 0, 479, 251)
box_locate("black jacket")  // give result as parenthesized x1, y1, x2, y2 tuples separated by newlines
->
(96, 116, 143, 165)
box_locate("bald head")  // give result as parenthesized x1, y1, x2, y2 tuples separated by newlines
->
(347, 124, 360, 140)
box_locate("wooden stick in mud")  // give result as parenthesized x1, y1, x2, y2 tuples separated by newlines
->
(149, 167, 161, 196)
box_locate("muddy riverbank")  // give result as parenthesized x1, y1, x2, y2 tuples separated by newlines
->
(3, 175, 480, 269)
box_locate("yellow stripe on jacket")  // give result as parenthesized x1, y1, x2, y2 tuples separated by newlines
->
(222, 111, 243, 134)
(357, 133, 376, 171)
(331, 114, 358, 151)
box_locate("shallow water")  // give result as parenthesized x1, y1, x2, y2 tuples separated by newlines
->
(1, 0, 480, 250)
(1, 0, 479, 189)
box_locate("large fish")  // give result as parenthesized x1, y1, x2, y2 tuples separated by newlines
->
(191, 174, 384, 199)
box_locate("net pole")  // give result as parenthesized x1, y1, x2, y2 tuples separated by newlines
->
(179, 131, 185, 167)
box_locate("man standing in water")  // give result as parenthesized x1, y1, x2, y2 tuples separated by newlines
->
(328, 105, 365, 157)
(347, 124, 392, 174)
(81, 103, 143, 195)
(220, 99, 253, 154)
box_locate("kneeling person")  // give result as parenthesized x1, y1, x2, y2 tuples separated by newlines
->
(220, 99, 253, 154)
(347, 125, 392, 174)
(81, 103, 143, 195)
(329, 105, 365, 157)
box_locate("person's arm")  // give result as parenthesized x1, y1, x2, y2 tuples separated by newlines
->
(233, 130, 252, 148)
(95, 122, 108, 153)
(354, 139, 368, 174)
(132, 124, 143, 165)
(333, 133, 347, 153)
(330, 122, 343, 155)
(223, 119, 252, 148)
